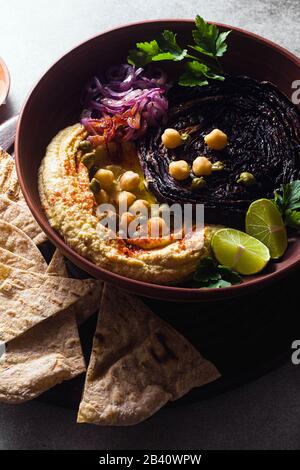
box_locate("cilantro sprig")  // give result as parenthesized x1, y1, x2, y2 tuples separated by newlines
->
(274, 180, 300, 229)
(192, 257, 242, 289)
(128, 15, 231, 87)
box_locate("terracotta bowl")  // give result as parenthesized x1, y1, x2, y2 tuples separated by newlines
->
(0, 57, 10, 107)
(15, 20, 300, 301)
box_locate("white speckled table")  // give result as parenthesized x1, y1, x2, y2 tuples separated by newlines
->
(0, 0, 300, 450)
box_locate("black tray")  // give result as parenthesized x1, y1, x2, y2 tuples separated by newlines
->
(40, 249, 300, 410)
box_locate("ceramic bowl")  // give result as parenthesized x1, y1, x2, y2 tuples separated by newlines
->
(15, 20, 300, 301)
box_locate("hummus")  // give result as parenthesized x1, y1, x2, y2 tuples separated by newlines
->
(39, 124, 216, 284)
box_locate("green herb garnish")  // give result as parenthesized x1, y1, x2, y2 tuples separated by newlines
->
(128, 31, 187, 67)
(191, 16, 231, 59)
(192, 257, 242, 288)
(128, 15, 231, 87)
(273, 180, 300, 229)
(178, 61, 224, 87)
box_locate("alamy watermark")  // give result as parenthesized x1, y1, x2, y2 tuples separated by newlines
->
(96, 202, 204, 249)
(291, 80, 300, 105)
(292, 340, 300, 365)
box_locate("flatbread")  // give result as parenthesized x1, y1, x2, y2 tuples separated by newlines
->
(0, 250, 86, 404)
(0, 220, 47, 273)
(73, 281, 103, 325)
(46, 249, 103, 324)
(0, 195, 47, 245)
(0, 150, 46, 245)
(46, 248, 68, 277)
(0, 310, 86, 404)
(0, 148, 24, 203)
(0, 262, 97, 342)
(0, 246, 44, 273)
(78, 285, 221, 426)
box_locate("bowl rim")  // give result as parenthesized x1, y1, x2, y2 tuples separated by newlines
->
(0, 56, 10, 107)
(15, 19, 300, 301)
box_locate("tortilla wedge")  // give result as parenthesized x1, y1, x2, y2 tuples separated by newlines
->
(77, 285, 220, 426)
(0, 250, 86, 404)
(0, 220, 47, 273)
(0, 262, 97, 343)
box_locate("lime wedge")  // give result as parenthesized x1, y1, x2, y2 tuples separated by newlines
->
(211, 228, 270, 275)
(246, 199, 288, 259)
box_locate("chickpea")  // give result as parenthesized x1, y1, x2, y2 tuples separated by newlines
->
(116, 191, 136, 210)
(94, 169, 115, 191)
(95, 189, 110, 205)
(106, 165, 123, 178)
(129, 199, 150, 216)
(204, 129, 228, 150)
(162, 129, 183, 149)
(120, 171, 141, 192)
(147, 217, 169, 238)
(169, 160, 190, 181)
(120, 212, 136, 230)
(192, 156, 212, 176)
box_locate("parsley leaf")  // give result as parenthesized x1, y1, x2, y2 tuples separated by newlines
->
(273, 180, 300, 229)
(128, 31, 187, 67)
(179, 61, 224, 87)
(128, 40, 161, 67)
(192, 257, 242, 288)
(217, 265, 242, 284)
(128, 15, 231, 87)
(285, 209, 300, 229)
(285, 181, 300, 211)
(191, 15, 231, 58)
(216, 31, 231, 57)
(157, 30, 187, 61)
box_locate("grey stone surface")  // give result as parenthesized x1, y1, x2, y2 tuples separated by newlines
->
(1, 363, 300, 450)
(0, 0, 300, 450)
(0, 0, 299, 120)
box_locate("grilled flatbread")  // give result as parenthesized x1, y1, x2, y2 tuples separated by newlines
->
(47, 250, 103, 325)
(78, 285, 220, 426)
(0, 262, 97, 342)
(0, 246, 44, 273)
(0, 195, 47, 245)
(0, 250, 86, 404)
(0, 220, 47, 272)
